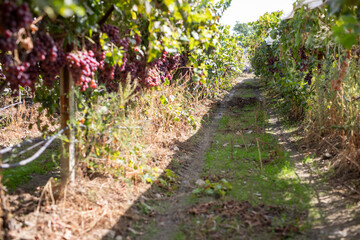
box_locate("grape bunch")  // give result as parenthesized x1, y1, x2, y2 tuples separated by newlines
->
(0, 31, 17, 51)
(100, 24, 121, 46)
(177, 52, 191, 78)
(120, 56, 128, 71)
(4, 62, 32, 90)
(28, 32, 58, 65)
(167, 53, 180, 71)
(119, 38, 130, 51)
(297, 46, 309, 72)
(163, 53, 180, 80)
(66, 51, 99, 91)
(0, 2, 32, 52)
(26, 65, 40, 88)
(0, 2, 32, 33)
(144, 66, 161, 87)
(161, 51, 167, 62)
(40, 41, 66, 87)
(134, 34, 142, 46)
(98, 63, 116, 89)
(0, 53, 35, 91)
(304, 70, 312, 85)
(146, 52, 180, 84)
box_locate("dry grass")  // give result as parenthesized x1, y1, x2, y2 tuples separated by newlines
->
(305, 58, 360, 178)
(0, 98, 57, 147)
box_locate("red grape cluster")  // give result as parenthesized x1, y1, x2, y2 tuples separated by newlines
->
(167, 53, 180, 71)
(0, 53, 33, 92)
(26, 65, 40, 88)
(161, 51, 167, 62)
(100, 24, 121, 46)
(144, 66, 161, 87)
(28, 33, 58, 65)
(134, 34, 142, 46)
(149, 52, 180, 85)
(0, 31, 17, 51)
(120, 56, 128, 71)
(98, 63, 116, 89)
(119, 38, 130, 51)
(66, 51, 99, 91)
(0, 2, 32, 33)
(40, 41, 66, 87)
(290, 47, 310, 72)
(0, 2, 32, 52)
(5, 62, 32, 90)
(0, 1, 66, 92)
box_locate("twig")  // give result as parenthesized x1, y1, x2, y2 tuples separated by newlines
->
(256, 138, 263, 174)
(341, 182, 360, 196)
(36, 178, 55, 213)
(81, 203, 108, 234)
(230, 136, 234, 161)
(237, 131, 248, 152)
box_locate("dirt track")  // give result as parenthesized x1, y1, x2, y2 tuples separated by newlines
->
(104, 76, 360, 240)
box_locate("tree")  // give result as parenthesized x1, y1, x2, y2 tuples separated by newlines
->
(233, 22, 253, 48)
(233, 22, 253, 37)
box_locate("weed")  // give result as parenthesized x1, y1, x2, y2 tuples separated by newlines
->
(192, 179, 233, 198)
(157, 169, 179, 191)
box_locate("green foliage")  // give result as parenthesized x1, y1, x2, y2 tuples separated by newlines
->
(0, 0, 245, 129)
(246, 11, 283, 56)
(192, 25, 244, 98)
(246, 1, 360, 175)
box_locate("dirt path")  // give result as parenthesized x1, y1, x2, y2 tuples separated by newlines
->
(104, 76, 360, 240)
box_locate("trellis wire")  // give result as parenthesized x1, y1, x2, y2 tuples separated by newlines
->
(0, 127, 68, 169)
(0, 101, 23, 112)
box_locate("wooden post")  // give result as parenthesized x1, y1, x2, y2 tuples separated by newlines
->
(60, 66, 75, 184)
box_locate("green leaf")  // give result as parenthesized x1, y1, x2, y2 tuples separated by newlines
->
(204, 188, 214, 195)
(160, 95, 168, 105)
(192, 188, 202, 194)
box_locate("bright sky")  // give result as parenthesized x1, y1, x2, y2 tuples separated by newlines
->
(220, 0, 296, 30)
